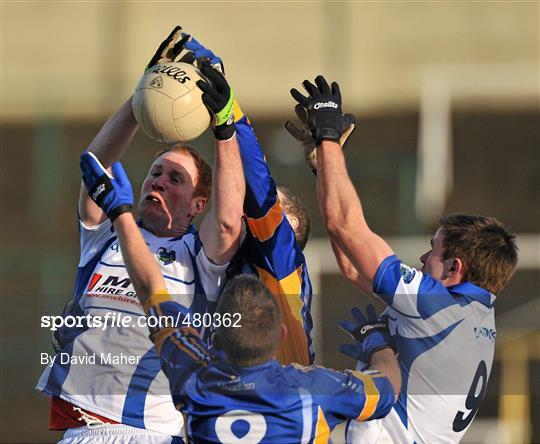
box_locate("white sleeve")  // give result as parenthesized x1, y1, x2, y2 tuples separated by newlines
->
(195, 244, 229, 302)
(78, 218, 115, 266)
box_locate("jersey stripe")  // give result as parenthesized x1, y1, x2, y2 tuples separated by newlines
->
(299, 388, 313, 444)
(314, 406, 331, 443)
(351, 371, 381, 421)
(152, 327, 177, 354)
(245, 200, 284, 242)
(143, 291, 173, 314)
(121, 349, 162, 428)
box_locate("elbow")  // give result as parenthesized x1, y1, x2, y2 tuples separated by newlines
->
(326, 220, 354, 247)
(324, 209, 355, 238)
(324, 216, 342, 238)
(341, 264, 360, 286)
(217, 210, 244, 238)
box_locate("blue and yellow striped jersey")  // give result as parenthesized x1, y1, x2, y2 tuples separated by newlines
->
(233, 116, 314, 365)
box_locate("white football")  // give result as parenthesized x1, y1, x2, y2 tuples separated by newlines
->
(132, 62, 210, 143)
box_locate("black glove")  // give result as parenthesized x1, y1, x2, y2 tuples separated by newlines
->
(285, 104, 356, 175)
(290, 75, 355, 145)
(146, 25, 189, 71)
(196, 61, 236, 140)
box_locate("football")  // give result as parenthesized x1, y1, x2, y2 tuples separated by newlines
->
(132, 62, 210, 143)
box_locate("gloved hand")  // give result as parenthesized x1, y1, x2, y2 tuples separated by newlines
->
(285, 104, 356, 175)
(290, 75, 355, 146)
(181, 35, 224, 74)
(196, 61, 236, 140)
(146, 25, 188, 71)
(339, 304, 395, 363)
(80, 152, 133, 221)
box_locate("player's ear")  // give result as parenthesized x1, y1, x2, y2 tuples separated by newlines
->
(189, 196, 207, 217)
(280, 323, 288, 341)
(288, 215, 299, 231)
(443, 257, 464, 281)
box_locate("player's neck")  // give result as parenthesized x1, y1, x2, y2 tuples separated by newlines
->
(139, 219, 188, 238)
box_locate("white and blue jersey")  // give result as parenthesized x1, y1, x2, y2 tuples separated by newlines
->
(347, 255, 497, 444)
(145, 293, 396, 444)
(36, 218, 228, 437)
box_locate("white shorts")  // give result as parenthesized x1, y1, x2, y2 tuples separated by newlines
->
(58, 424, 181, 444)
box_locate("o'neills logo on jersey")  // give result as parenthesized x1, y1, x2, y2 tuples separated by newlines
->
(87, 273, 134, 296)
(313, 101, 338, 110)
(147, 65, 191, 84)
(474, 327, 496, 341)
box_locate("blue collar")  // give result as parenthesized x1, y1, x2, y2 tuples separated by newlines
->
(217, 359, 281, 374)
(170, 224, 197, 241)
(447, 282, 495, 308)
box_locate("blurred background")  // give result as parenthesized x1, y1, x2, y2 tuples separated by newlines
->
(1, 2, 538, 443)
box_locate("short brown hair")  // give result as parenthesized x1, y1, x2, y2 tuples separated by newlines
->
(439, 214, 518, 294)
(154, 143, 212, 201)
(215, 275, 281, 366)
(277, 186, 311, 251)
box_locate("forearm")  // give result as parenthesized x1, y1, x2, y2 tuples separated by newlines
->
(200, 135, 245, 264)
(317, 140, 393, 285)
(317, 141, 369, 237)
(79, 97, 139, 225)
(330, 238, 370, 294)
(214, 135, 245, 227)
(369, 348, 401, 400)
(113, 213, 167, 304)
(86, 96, 139, 166)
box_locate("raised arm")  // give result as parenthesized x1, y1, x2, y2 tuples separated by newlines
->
(290, 76, 393, 293)
(317, 139, 392, 293)
(182, 34, 295, 272)
(197, 62, 245, 265)
(78, 97, 139, 226)
(78, 26, 189, 227)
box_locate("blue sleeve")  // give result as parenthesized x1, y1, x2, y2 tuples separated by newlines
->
(372, 255, 460, 319)
(144, 293, 213, 399)
(235, 116, 305, 280)
(307, 367, 395, 428)
(235, 116, 277, 218)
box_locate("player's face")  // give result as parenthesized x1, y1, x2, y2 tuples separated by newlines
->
(138, 151, 205, 236)
(420, 227, 446, 280)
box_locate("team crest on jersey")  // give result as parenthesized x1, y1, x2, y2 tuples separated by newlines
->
(157, 247, 176, 265)
(400, 264, 416, 283)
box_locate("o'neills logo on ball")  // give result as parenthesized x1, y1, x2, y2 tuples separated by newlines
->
(313, 101, 339, 110)
(148, 65, 191, 84)
(150, 76, 163, 89)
